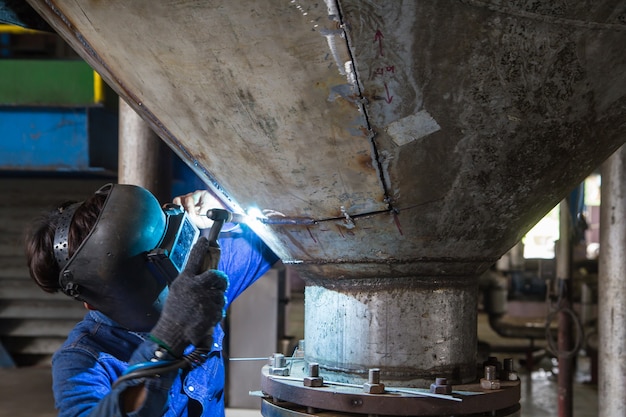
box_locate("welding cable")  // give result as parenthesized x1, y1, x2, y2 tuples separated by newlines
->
(121, 359, 173, 377)
(545, 306, 584, 359)
(288, 345, 303, 373)
(544, 279, 584, 359)
(112, 347, 212, 388)
(112, 360, 182, 388)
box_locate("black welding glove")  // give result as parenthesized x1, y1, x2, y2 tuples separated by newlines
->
(150, 237, 228, 357)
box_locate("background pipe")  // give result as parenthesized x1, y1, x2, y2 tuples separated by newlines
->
(304, 276, 478, 387)
(598, 144, 626, 417)
(118, 98, 172, 202)
(480, 269, 549, 341)
(556, 200, 574, 417)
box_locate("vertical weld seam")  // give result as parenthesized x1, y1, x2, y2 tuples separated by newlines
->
(331, 0, 393, 210)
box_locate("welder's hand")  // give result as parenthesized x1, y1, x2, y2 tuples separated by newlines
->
(203, 245, 221, 271)
(150, 237, 228, 356)
(173, 190, 225, 230)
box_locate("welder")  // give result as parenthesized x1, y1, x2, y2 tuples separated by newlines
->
(24, 183, 278, 417)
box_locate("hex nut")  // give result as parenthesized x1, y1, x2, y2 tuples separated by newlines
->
(270, 367, 290, 376)
(430, 377, 452, 394)
(502, 358, 518, 381)
(303, 376, 324, 387)
(480, 377, 501, 390)
(504, 371, 519, 381)
(363, 382, 385, 394)
(271, 353, 287, 368)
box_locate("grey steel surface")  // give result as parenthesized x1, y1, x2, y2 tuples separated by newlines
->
(24, 1, 626, 275)
(304, 277, 478, 386)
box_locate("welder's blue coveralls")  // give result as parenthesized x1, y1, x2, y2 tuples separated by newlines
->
(51, 226, 279, 417)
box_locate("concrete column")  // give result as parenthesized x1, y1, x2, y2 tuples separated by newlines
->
(598, 144, 626, 417)
(118, 98, 172, 202)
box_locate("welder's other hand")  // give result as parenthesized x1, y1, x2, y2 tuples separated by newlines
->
(173, 190, 224, 230)
(150, 238, 228, 356)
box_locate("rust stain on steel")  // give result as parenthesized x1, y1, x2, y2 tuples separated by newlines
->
(392, 211, 403, 235)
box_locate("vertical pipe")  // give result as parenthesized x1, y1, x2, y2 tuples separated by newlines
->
(118, 98, 172, 202)
(598, 144, 626, 417)
(304, 276, 478, 387)
(556, 200, 573, 417)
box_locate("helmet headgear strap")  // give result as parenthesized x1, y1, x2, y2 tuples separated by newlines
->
(53, 202, 82, 270)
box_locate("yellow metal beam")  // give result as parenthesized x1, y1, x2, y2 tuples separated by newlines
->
(0, 24, 42, 35)
(93, 71, 105, 104)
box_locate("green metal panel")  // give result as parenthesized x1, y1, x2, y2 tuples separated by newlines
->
(0, 59, 97, 105)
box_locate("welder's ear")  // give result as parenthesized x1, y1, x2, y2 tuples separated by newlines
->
(83, 302, 97, 311)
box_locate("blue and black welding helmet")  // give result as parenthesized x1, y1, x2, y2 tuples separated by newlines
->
(54, 183, 199, 332)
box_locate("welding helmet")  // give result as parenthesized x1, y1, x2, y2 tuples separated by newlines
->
(55, 183, 199, 332)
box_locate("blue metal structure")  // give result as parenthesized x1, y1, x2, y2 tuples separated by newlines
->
(0, 107, 89, 170)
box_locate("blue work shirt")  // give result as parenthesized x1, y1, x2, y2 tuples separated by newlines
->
(51, 225, 279, 417)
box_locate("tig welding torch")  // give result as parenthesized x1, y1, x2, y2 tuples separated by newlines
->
(203, 209, 244, 270)
(205, 208, 245, 244)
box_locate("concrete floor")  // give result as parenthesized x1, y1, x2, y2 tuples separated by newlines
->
(0, 299, 599, 417)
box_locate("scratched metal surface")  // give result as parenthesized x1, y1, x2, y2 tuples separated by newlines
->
(26, 0, 626, 277)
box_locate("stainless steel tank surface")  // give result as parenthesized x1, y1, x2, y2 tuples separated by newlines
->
(27, 0, 626, 415)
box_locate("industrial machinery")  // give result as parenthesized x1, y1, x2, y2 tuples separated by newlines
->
(19, 1, 626, 415)
(260, 349, 521, 416)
